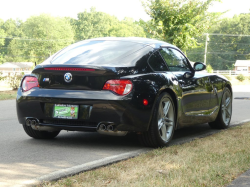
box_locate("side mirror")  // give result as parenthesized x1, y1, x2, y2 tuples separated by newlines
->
(194, 62, 206, 71)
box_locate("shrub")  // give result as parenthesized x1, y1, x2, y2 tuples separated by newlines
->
(206, 64, 213, 73)
(5, 73, 24, 90)
(0, 72, 5, 81)
(236, 74, 246, 82)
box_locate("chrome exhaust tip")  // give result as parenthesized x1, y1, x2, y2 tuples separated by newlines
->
(107, 125, 113, 131)
(26, 119, 31, 126)
(99, 124, 106, 131)
(97, 122, 127, 136)
(31, 120, 37, 126)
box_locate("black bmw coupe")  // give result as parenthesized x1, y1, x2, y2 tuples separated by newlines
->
(16, 37, 232, 147)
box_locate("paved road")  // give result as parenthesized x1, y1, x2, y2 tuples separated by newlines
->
(0, 87, 250, 187)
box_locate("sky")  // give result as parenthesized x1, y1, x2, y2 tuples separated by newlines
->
(0, 0, 249, 22)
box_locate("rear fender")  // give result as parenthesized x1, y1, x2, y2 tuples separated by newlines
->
(126, 72, 181, 131)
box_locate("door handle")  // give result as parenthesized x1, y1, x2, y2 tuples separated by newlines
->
(178, 80, 185, 86)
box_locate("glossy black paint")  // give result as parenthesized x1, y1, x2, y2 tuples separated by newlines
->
(16, 37, 232, 133)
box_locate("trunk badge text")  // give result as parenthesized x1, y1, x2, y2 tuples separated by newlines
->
(64, 73, 72, 83)
(43, 78, 49, 82)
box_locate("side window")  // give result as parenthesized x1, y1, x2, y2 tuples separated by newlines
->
(159, 48, 190, 71)
(148, 51, 168, 71)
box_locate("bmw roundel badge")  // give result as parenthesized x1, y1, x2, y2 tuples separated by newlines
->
(64, 73, 72, 83)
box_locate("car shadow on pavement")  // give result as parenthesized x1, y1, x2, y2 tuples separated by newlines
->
(23, 123, 216, 149)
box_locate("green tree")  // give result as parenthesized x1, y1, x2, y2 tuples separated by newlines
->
(0, 19, 6, 47)
(7, 14, 74, 63)
(187, 13, 250, 70)
(72, 7, 146, 41)
(73, 7, 116, 40)
(0, 19, 6, 63)
(186, 35, 205, 63)
(0, 19, 23, 63)
(207, 13, 250, 70)
(142, 0, 222, 52)
(109, 17, 146, 37)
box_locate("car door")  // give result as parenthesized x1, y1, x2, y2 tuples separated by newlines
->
(159, 47, 211, 126)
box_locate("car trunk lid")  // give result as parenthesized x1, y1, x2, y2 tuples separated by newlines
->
(33, 65, 118, 90)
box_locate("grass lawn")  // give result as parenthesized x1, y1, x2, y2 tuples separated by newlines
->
(39, 123, 250, 187)
(0, 90, 17, 100)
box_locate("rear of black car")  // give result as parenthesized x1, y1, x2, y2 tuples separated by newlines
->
(16, 39, 155, 137)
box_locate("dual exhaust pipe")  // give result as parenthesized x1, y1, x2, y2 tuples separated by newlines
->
(99, 124, 114, 131)
(25, 118, 57, 132)
(26, 119, 38, 126)
(25, 118, 127, 135)
(97, 123, 127, 136)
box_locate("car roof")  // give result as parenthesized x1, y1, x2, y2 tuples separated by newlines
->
(84, 37, 176, 49)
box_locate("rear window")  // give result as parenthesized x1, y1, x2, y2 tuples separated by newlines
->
(50, 40, 145, 66)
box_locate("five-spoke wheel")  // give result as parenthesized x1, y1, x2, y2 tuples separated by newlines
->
(209, 87, 232, 129)
(138, 92, 176, 147)
(157, 97, 175, 143)
(221, 90, 232, 126)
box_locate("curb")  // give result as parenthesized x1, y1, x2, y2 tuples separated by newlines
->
(21, 119, 250, 187)
(21, 148, 151, 187)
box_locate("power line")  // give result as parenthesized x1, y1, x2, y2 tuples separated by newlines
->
(208, 42, 250, 45)
(206, 33, 250, 37)
(0, 47, 57, 52)
(216, 56, 236, 63)
(0, 36, 75, 42)
(1, 33, 250, 41)
(187, 52, 250, 56)
(2, 55, 48, 58)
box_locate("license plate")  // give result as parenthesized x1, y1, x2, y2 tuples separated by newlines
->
(53, 104, 79, 119)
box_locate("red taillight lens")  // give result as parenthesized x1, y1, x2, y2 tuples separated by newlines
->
(22, 76, 39, 92)
(103, 80, 133, 95)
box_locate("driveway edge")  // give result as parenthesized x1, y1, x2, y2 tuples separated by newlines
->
(21, 148, 151, 187)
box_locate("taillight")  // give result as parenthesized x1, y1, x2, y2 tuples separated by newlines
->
(22, 76, 39, 92)
(103, 80, 133, 95)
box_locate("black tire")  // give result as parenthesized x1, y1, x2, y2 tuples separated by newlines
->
(138, 92, 176, 147)
(23, 125, 60, 139)
(209, 87, 232, 129)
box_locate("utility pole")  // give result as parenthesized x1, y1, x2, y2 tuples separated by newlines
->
(204, 33, 209, 65)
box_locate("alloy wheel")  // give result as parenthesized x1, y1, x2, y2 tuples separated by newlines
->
(221, 89, 232, 126)
(157, 97, 174, 142)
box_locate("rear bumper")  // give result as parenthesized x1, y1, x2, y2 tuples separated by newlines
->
(16, 87, 153, 132)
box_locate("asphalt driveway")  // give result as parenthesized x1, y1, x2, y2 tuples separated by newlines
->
(0, 86, 249, 187)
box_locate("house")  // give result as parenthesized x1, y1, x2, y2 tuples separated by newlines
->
(234, 60, 250, 74)
(0, 62, 33, 76)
